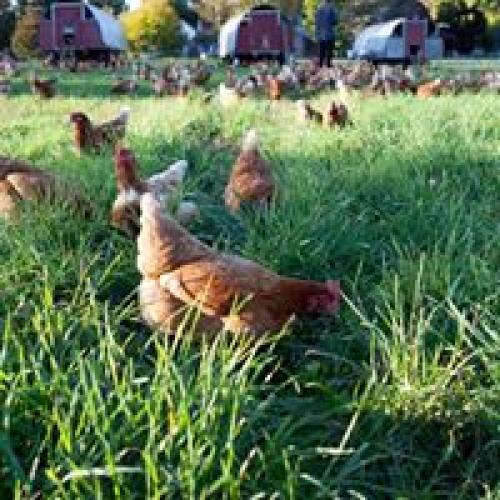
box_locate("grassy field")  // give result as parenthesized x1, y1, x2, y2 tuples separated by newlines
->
(0, 65, 499, 498)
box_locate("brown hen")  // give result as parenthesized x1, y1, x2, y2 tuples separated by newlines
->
(0, 156, 89, 220)
(69, 107, 130, 153)
(111, 147, 197, 237)
(323, 101, 351, 128)
(267, 76, 284, 100)
(110, 78, 137, 95)
(137, 194, 341, 336)
(297, 100, 323, 123)
(224, 130, 275, 213)
(29, 75, 56, 99)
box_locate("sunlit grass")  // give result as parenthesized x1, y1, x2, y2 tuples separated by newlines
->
(0, 63, 499, 497)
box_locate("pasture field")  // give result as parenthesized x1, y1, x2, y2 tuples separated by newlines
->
(0, 64, 499, 498)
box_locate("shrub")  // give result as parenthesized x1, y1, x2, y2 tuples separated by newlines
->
(11, 6, 42, 59)
(121, 0, 182, 53)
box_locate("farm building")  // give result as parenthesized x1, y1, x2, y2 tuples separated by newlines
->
(219, 5, 295, 63)
(349, 18, 444, 64)
(39, 2, 127, 62)
(341, 0, 431, 47)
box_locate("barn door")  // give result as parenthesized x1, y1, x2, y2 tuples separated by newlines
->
(406, 21, 426, 62)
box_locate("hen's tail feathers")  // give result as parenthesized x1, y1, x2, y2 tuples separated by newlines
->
(147, 160, 188, 189)
(117, 106, 131, 123)
(242, 129, 259, 152)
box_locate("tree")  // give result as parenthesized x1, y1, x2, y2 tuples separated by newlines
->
(275, 0, 302, 17)
(303, 0, 318, 34)
(121, 0, 182, 52)
(172, 0, 198, 27)
(192, 0, 253, 28)
(436, 0, 488, 52)
(11, 6, 42, 58)
(192, 0, 303, 28)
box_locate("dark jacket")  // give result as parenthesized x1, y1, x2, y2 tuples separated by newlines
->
(315, 2, 337, 42)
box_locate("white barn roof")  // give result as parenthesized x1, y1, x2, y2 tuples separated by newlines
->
(86, 2, 127, 50)
(352, 18, 404, 57)
(219, 13, 246, 58)
(356, 18, 403, 44)
(181, 20, 196, 40)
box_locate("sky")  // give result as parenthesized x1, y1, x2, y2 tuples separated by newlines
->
(127, 0, 140, 11)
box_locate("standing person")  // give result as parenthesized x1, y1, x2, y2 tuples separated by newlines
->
(315, 0, 337, 68)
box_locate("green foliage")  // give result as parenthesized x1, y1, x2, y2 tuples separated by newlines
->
(0, 61, 500, 497)
(172, 0, 199, 27)
(193, 0, 253, 28)
(11, 6, 42, 59)
(303, 0, 349, 52)
(436, 1, 488, 51)
(303, 0, 320, 34)
(121, 0, 182, 53)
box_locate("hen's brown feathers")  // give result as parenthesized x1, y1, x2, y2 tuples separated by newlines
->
(30, 77, 56, 99)
(112, 148, 195, 237)
(323, 102, 351, 128)
(224, 131, 275, 213)
(0, 156, 90, 219)
(0, 178, 22, 219)
(138, 198, 212, 278)
(139, 279, 223, 334)
(267, 77, 283, 100)
(70, 108, 129, 153)
(297, 100, 323, 123)
(138, 194, 341, 336)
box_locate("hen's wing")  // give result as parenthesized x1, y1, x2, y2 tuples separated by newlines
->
(228, 150, 274, 202)
(230, 172, 274, 200)
(97, 107, 130, 143)
(140, 278, 223, 334)
(6, 171, 54, 201)
(158, 254, 276, 317)
(146, 160, 187, 197)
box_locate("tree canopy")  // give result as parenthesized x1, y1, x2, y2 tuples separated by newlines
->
(11, 5, 42, 58)
(121, 0, 181, 52)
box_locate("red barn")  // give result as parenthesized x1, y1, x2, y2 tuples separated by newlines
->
(39, 2, 127, 62)
(219, 5, 294, 63)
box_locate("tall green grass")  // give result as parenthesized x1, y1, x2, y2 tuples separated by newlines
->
(0, 66, 499, 497)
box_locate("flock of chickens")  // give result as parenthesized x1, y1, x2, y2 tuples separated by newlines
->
(2, 56, 499, 337)
(1, 101, 341, 337)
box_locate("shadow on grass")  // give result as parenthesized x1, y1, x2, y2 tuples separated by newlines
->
(1, 81, 499, 497)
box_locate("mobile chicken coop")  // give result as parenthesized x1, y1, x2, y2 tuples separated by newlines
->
(219, 5, 294, 63)
(39, 2, 127, 62)
(349, 18, 444, 64)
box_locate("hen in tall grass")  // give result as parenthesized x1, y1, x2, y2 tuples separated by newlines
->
(137, 193, 341, 336)
(224, 130, 275, 213)
(112, 147, 197, 237)
(29, 73, 57, 99)
(69, 107, 130, 153)
(0, 156, 91, 220)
